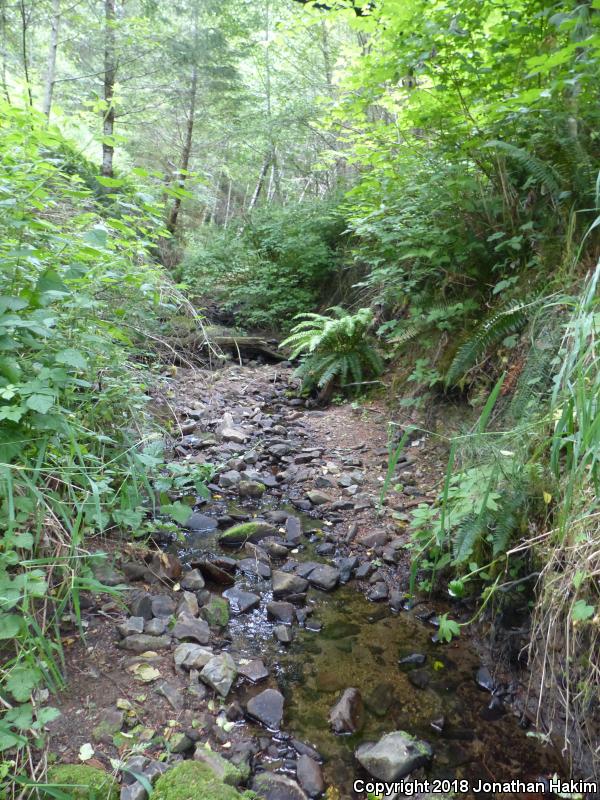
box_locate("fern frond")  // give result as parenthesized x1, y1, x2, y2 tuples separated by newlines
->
(484, 140, 562, 196)
(453, 513, 488, 563)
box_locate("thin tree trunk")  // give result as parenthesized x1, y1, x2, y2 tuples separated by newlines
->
(0, 0, 10, 102)
(42, 0, 61, 119)
(102, 0, 116, 178)
(19, 0, 32, 106)
(248, 155, 270, 211)
(166, 60, 198, 234)
(224, 180, 232, 227)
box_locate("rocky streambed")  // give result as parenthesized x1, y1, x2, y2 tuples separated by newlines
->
(49, 362, 560, 800)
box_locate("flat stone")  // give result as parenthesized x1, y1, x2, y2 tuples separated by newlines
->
(306, 490, 332, 505)
(329, 688, 363, 734)
(246, 688, 284, 730)
(399, 653, 426, 668)
(198, 560, 236, 586)
(185, 512, 218, 532)
(237, 659, 269, 683)
(355, 730, 433, 781)
(144, 617, 167, 636)
(223, 587, 261, 614)
(285, 516, 302, 543)
(200, 653, 237, 697)
(172, 615, 210, 645)
(238, 480, 266, 498)
(120, 782, 147, 800)
(267, 601, 295, 624)
(296, 755, 325, 798)
(219, 469, 242, 488)
(238, 558, 271, 579)
(92, 708, 124, 742)
(129, 590, 153, 621)
(117, 616, 145, 637)
(181, 569, 205, 591)
(174, 643, 214, 670)
(151, 595, 176, 618)
(308, 565, 339, 592)
(275, 624, 293, 644)
(118, 634, 170, 653)
(367, 582, 389, 602)
(272, 570, 308, 599)
(252, 773, 308, 800)
(156, 680, 184, 711)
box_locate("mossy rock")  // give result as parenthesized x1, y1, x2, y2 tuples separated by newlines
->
(202, 596, 230, 628)
(153, 761, 255, 800)
(194, 744, 243, 785)
(218, 521, 276, 547)
(46, 765, 119, 800)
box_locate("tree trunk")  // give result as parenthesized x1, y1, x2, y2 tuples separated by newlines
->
(19, 0, 32, 106)
(248, 155, 270, 211)
(0, 0, 10, 102)
(42, 0, 61, 119)
(102, 0, 116, 178)
(166, 60, 198, 234)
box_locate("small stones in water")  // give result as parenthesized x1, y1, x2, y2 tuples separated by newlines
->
(237, 658, 269, 683)
(202, 596, 230, 628)
(285, 516, 302, 544)
(223, 587, 261, 614)
(246, 687, 284, 730)
(408, 668, 430, 690)
(367, 581, 389, 602)
(328, 688, 363, 734)
(275, 624, 293, 644)
(238, 558, 272, 579)
(185, 512, 218, 532)
(475, 666, 495, 692)
(200, 653, 237, 698)
(399, 653, 426, 668)
(219, 469, 242, 488)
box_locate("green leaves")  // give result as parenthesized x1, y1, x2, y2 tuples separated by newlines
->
(55, 348, 88, 370)
(5, 666, 43, 702)
(437, 613, 461, 643)
(0, 613, 23, 639)
(572, 600, 595, 622)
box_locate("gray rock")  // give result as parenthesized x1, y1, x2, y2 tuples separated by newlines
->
(117, 616, 145, 637)
(275, 624, 293, 644)
(170, 732, 194, 753)
(329, 688, 363, 734)
(129, 590, 153, 621)
(285, 516, 302, 543)
(355, 731, 433, 781)
(194, 744, 241, 785)
(120, 782, 147, 800)
(239, 558, 271, 579)
(269, 443, 292, 458)
(306, 490, 332, 505)
(246, 688, 284, 730)
(219, 469, 242, 488)
(185, 512, 218, 532)
(172, 615, 210, 645)
(223, 587, 261, 614)
(367, 582, 389, 602)
(200, 653, 237, 697)
(151, 595, 176, 618)
(308, 565, 340, 592)
(121, 756, 147, 786)
(198, 560, 236, 586)
(272, 570, 308, 599)
(181, 569, 205, 591)
(156, 680, 184, 711)
(267, 601, 295, 624)
(237, 659, 269, 683)
(251, 773, 308, 800)
(296, 755, 325, 798)
(174, 642, 214, 670)
(177, 591, 199, 617)
(144, 617, 167, 636)
(118, 634, 170, 653)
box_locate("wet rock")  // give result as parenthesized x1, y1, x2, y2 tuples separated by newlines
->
(237, 659, 269, 683)
(275, 624, 293, 644)
(193, 744, 243, 785)
(308, 565, 340, 592)
(272, 570, 308, 599)
(329, 688, 363, 734)
(223, 587, 261, 614)
(264, 540, 290, 559)
(172, 615, 210, 645)
(315, 543, 335, 556)
(430, 716, 445, 733)
(219, 521, 277, 546)
(475, 666, 495, 692)
(335, 556, 358, 583)
(219, 469, 242, 488)
(174, 643, 214, 670)
(129, 590, 153, 621)
(151, 595, 176, 618)
(355, 731, 432, 781)
(365, 683, 395, 717)
(246, 688, 284, 730)
(238, 558, 272, 579)
(291, 740, 321, 761)
(252, 772, 308, 800)
(354, 562, 374, 580)
(149, 552, 182, 582)
(265, 510, 292, 524)
(181, 569, 205, 591)
(197, 560, 236, 586)
(202, 596, 230, 628)
(117, 616, 145, 638)
(306, 490, 331, 505)
(295, 562, 319, 579)
(244, 542, 270, 562)
(177, 591, 199, 617)
(239, 480, 266, 498)
(185, 512, 218, 532)
(120, 782, 147, 800)
(200, 653, 237, 697)
(408, 669, 431, 690)
(285, 516, 303, 544)
(267, 601, 295, 624)
(367, 582, 389, 602)
(358, 531, 389, 549)
(119, 634, 170, 653)
(144, 617, 167, 636)
(296, 755, 325, 798)
(399, 653, 426, 668)
(389, 590, 404, 612)
(156, 681, 184, 711)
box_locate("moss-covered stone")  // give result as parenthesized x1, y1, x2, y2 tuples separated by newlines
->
(46, 765, 119, 800)
(193, 744, 242, 785)
(218, 521, 276, 546)
(152, 761, 255, 800)
(202, 596, 230, 628)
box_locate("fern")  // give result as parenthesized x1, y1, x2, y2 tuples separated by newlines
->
(453, 513, 488, 563)
(280, 307, 383, 397)
(484, 140, 562, 197)
(446, 301, 538, 385)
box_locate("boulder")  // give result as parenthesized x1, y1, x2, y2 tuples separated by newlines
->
(272, 570, 308, 599)
(223, 587, 261, 614)
(174, 643, 214, 670)
(296, 755, 325, 798)
(246, 688, 284, 730)
(251, 773, 308, 800)
(308, 565, 339, 592)
(329, 688, 363, 734)
(355, 731, 432, 781)
(200, 653, 237, 698)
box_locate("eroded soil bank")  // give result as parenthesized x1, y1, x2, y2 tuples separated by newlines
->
(48, 361, 561, 799)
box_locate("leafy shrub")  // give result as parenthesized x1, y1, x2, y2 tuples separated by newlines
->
(180, 201, 346, 330)
(281, 306, 383, 397)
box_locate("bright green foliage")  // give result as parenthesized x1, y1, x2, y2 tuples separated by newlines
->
(281, 306, 383, 395)
(45, 765, 119, 800)
(180, 202, 346, 330)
